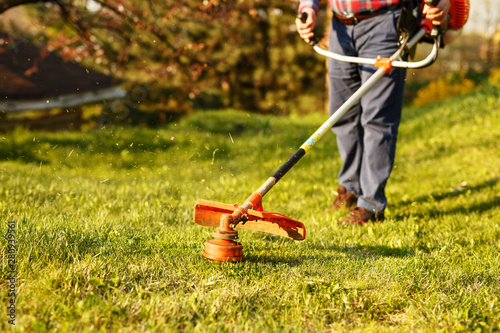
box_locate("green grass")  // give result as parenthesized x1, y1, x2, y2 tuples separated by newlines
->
(1, 84, 499, 332)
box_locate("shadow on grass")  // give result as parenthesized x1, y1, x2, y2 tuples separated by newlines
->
(241, 243, 416, 265)
(40, 131, 176, 153)
(0, 129, 176, 164)
(241, 253, 305, 265)
(306, 243, 416, 262)
(336, 244, 415, 258)
(0, 145, 47, 164)
(395, 177, 499, 219)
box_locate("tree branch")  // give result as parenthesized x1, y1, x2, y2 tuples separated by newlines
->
(0, 0, 50, 14)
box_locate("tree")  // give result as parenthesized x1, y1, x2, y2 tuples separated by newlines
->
(1, 0, 328, 116)
(0, 0, 43, 13)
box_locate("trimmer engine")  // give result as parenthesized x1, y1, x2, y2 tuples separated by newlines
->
(448, 0, 470, 30)
(420, 0, 470, 46)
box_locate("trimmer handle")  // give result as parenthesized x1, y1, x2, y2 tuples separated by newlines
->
(297, 12, 318, 45)
(422, 0, 445, 47)
(297, 11, 308, 23)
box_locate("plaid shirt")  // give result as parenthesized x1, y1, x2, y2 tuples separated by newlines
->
(299, 0, 401, 16)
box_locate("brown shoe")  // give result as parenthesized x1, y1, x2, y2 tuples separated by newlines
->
(332, 186, 357, 210)
(338, 206, 385, 226)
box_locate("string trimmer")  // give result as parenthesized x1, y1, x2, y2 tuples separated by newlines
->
(194, 0, 469, 262)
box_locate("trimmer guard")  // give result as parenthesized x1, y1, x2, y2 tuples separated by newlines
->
(194, 199, 306, 240)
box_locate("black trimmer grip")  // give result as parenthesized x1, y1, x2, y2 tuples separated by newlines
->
(296, 12, 318, 45)
(298, 11, 308, 23)
(425, 0, 444, 47)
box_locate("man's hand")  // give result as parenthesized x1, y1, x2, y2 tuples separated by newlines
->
(295, 7, 317, 43)
(423, 0, 451, 26)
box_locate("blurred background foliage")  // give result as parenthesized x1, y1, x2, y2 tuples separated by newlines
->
(0, 0, 499, 121)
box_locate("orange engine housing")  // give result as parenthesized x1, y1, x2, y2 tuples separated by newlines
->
(448, 0, 470, 29)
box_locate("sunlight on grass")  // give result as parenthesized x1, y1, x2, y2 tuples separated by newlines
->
(1, 85, 499, 331)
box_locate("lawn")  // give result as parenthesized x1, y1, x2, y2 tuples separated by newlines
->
(0, 83, 499, 332)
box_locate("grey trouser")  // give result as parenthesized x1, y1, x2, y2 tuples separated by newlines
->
(328, 7, 406, 213)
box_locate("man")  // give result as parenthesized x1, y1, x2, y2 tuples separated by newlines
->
(296, 0, 450, 225)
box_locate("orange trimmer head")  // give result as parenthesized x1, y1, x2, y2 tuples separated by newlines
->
(194, 199, 306, 240)
(194, 198, 305, 262)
